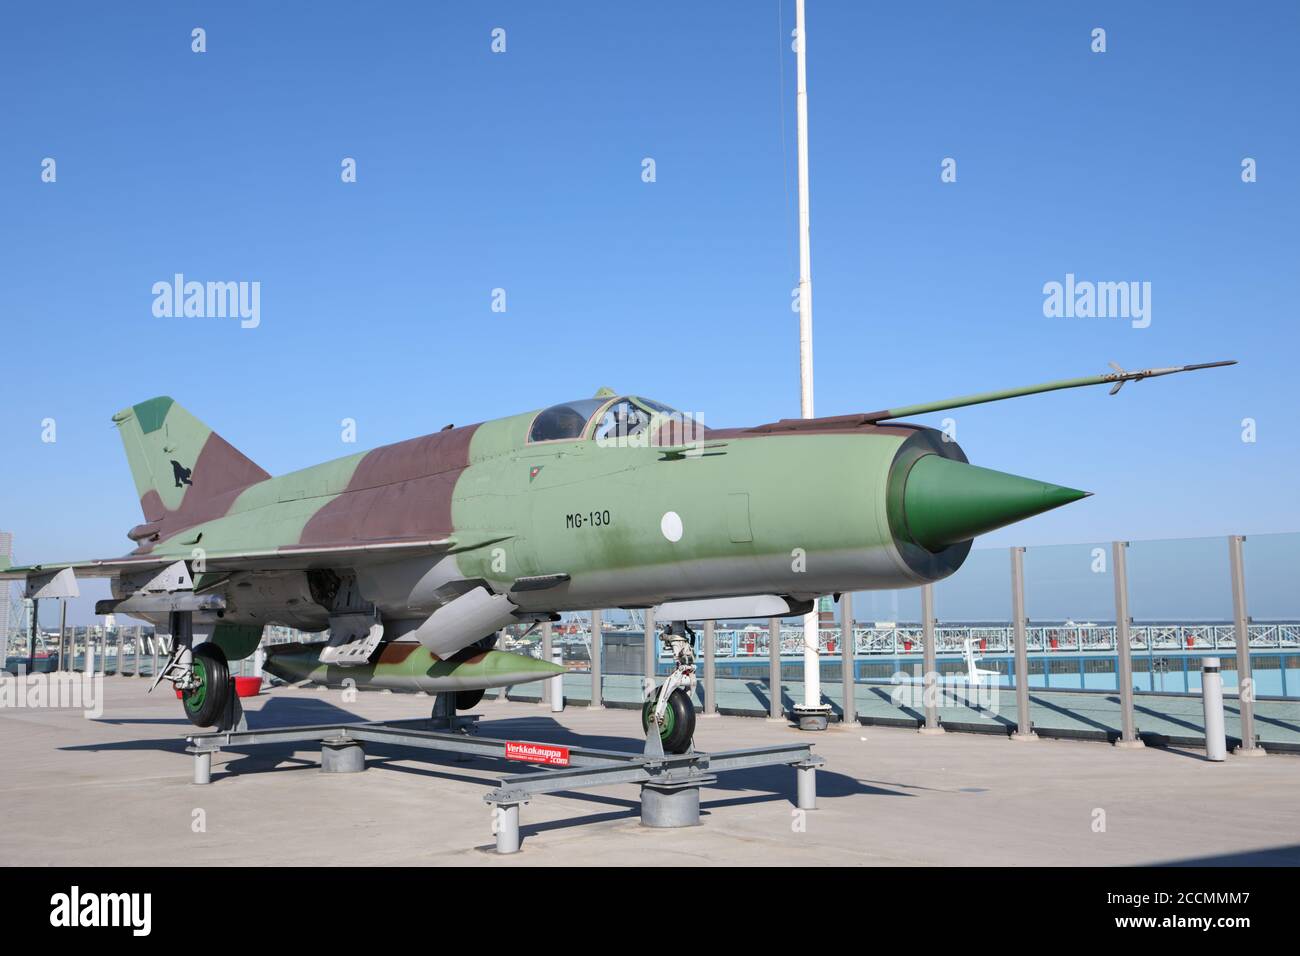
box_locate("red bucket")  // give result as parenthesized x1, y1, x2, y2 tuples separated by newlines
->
(234, 676, 263, 698)
(903, 639, 913, 651)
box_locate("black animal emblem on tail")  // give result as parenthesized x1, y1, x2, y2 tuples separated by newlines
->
(170, 460, 193, 488)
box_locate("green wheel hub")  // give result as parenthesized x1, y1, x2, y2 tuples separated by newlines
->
(643, 693, 675, 741)
(185, 659, 208, 713)
(657, 699, 675, 740)
(641, 686, 695, 754)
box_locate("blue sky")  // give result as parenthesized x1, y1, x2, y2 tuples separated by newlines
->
(2, 2, 1296, 624)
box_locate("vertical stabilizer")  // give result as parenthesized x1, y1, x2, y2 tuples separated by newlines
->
(112, 397, 269, 525)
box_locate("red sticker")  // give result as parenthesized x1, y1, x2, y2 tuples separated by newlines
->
(504, 741, 570, 767)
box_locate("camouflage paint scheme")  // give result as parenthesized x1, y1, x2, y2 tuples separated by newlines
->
(109, 394, 982, 620)
(0, 362, 1230, 698)
(2, 385, 1101, 693)
(264, 641, 561, 693)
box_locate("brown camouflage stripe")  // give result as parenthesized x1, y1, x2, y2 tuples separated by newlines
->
(135, 432, 269, 552)
(297, 424, 479, 546)
(375, 642, 420, 663)
(134, 410, 909, 557)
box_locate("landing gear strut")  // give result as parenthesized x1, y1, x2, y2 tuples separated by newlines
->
(150, 609, 198, 696)
(150, 610, 236, 729)
(642, 621, 697, 754)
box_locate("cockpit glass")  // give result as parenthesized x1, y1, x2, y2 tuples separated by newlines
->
(635, 396, 701, 441)
(593, 399, 654, 444)
(528, 398, 607, 442)
(635, 397, 682, 417)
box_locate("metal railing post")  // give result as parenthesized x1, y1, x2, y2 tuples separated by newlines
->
(767, 617, 783, 721)
(702, 619, 717, 716)
(1010, 547, 1037, 741)
(539, 622, 552, 707)
(1229, 535, 1263, 756)
(57, 600, 67, 671)
(1112, 541, 1143, 748)
(840, 592, 855, 725)
(920, 584, 943, 734)
(589, 609, 603, 709)
(642, 607, 656, 692)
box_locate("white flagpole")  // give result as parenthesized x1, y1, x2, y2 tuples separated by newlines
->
(794, 0, 827, 726)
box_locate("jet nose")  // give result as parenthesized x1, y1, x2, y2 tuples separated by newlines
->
(899, 455, 1090, 552)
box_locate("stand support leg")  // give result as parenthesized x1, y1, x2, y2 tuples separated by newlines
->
(640, 775, 715, 828)
(321, 737, 366, 773)
(192, 750, 212, 785)
(795, 762, 818, 810)
(493, 802, 522, 854)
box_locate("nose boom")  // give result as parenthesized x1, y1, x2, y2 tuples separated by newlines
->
(899, 455, 1090, 552)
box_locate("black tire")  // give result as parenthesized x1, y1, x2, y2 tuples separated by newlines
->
(182, 643, 231, 728)
(641, 687, 695, 754)
(455, 687, 486, 710)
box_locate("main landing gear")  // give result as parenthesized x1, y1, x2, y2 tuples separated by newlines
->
(641, 621, 697, 754)
(151, 610, 239, 730)
(181, 643, 232, 727)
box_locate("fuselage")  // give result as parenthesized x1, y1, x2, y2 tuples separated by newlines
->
(115, 395, 972, 633)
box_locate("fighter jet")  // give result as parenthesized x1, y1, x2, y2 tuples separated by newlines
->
(1, 360, 1232, 750)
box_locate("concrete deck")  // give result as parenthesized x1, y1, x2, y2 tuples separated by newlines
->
(2, 678, 1298, 866)
(495, 674, 1300, 750)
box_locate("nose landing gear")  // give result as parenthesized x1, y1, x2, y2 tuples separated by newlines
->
(642, 621, 698, 755)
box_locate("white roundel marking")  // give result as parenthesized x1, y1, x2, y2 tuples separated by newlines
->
(660, 511, 683, 543)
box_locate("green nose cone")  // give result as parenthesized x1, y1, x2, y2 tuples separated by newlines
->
(901, 455, 1090, 552)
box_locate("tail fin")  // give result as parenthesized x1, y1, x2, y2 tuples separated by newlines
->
(112, 397, 270, 523)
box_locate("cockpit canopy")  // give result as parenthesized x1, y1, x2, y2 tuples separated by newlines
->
(527, 399, 607, 443)
(527, 395, 686, 443)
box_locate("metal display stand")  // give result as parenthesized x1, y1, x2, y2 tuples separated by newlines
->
(186, 693, 823, 854)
